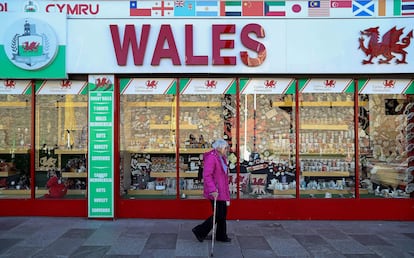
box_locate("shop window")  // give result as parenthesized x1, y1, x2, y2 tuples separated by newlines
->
(299, 93, 355, 198)
(240, 78, 296, 199)
(35, 80, 88, 199)
(120, 79, 177, 199)
(359, 94, 413, 198)
(0, 80, 31, 199)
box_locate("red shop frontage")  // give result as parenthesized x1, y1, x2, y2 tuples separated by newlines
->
(0, 0, 413, 220)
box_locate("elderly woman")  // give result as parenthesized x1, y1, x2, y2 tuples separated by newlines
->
(192, 139, 231, 243)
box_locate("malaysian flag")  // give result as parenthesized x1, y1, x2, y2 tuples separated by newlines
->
(308, 0, 330, 16)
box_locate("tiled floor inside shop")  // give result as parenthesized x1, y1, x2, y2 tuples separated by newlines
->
(0, 217, 413, 257)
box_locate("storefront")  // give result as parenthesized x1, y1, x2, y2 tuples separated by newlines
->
(0, 0, 413, 220)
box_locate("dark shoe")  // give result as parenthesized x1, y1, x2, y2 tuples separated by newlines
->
(192, 228, 204, 242)
(216, 237, 231, 243)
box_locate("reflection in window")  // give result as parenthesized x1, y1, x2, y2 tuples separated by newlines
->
(0, 88, 31, 199)
(299, 93, 355, 198)
(240, 94, 296, 199)
(359, 94, 413, 198)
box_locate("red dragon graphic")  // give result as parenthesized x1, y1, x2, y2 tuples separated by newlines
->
(358, 26, 413, 64)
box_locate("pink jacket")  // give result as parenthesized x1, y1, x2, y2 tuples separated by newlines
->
(203, 149, 230, 201)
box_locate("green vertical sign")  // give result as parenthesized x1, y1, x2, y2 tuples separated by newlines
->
(88, 91, 114, 218)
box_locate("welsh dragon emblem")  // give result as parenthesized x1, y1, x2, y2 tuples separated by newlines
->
(358, 26, 413, 64)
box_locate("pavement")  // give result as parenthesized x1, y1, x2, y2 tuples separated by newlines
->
(0, 217, 413, 258)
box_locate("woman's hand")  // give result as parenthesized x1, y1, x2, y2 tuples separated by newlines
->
(210, 191, 218, 199)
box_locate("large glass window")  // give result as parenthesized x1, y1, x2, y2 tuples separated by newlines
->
(178, 78, 236, 199)
(35, 80, 88, 199)
(359, 91, 413, 198)
(120, 78, 177, 199)
(240, 78, 296, 199)
(298, 86, 356, 198)
(0, 80, 31, 199)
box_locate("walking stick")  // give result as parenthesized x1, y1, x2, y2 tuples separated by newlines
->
(211, 195, 217, 257)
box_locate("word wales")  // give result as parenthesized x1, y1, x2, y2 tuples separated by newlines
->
(110, 23, 266, 67)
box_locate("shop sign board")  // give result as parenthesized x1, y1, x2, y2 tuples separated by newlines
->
(240, 78, 295, 94)
(0, 80, 31, 94)
(358, 79, 414, 94)
(66, 18, 414, 74)
(35, 80, 88, 95)
(88, 75, 114, 218)
(0, 13, 66, 79)
(179, 78, 236, 94)
(298, 78, 355, 93)
(120, 78, 176, 95)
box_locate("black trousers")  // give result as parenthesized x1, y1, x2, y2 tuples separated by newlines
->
(193, 200, 228, 240)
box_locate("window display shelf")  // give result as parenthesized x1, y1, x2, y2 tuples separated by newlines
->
(0, 188, 87, 196)
(300, 124, 349, 130)
(0, 149, 30, 154)
(150, 172, 198, 178)
(149, 124, 197, 130)
(302, 171, 350, 177)
(180, 148, 210, 154)
(273, 188, 367, 195)
(127, 148, 209, 154)
(182, 189, 203, 195)
(55, 102, 87, 108)
(54, 149, 87, 155)
(127, 102, 221, 107)
(127, 189, 202, 195)
(0, 102, 29, 107)
(128, 189, 165, 195)
(62, 172, 87, 178)
(272, 100, 366, 107)
(0, 171, 17, 177)
(0, 189, 31, 195)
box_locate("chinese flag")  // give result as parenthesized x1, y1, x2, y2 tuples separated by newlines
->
(242, 0, 264, 16)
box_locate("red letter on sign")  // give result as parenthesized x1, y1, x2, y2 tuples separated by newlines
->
(212, 24, 236, 65)
(151, 25, 181, 65)
(240, 23, 266, 67)
(110, 24, 150, 66)
(185, 24, 208, 65)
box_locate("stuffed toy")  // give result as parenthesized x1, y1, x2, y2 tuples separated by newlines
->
(44, 170, 67, 198)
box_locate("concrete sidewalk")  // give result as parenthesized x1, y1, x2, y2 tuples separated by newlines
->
(0, 217, 413, 257)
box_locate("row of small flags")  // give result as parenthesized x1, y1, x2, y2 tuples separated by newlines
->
(130, 0, 414, 17)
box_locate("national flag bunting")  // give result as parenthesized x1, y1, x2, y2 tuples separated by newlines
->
(221, 1, 242, 16)
(265, 1, 286, 16)
(308, 0, 330, 16)
(353, 0, 375, 16)
(242, 0, 264, 16)
(286, 1, 307, 17)
(330, 0, 352, 8)
(196, 1, 218, 16)
(152, 1, 174, 16)
(130, 0, 152, 16)
(402, 0, 414, 16)
(174, 0, 196, 16)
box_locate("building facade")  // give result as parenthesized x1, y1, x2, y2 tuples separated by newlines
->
(0, 0, 413, 220)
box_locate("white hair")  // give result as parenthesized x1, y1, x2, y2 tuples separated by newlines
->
(212, 139, 228, 149)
